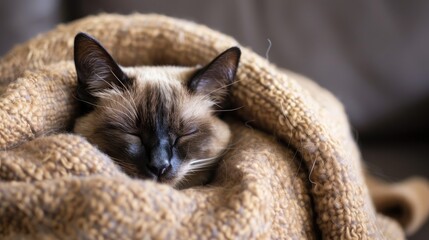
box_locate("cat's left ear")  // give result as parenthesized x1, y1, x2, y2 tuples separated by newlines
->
(74, 32, 130, 104)
(188, 47, 241, 105)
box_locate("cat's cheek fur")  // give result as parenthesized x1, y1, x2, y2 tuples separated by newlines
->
(173, 118, 231, 189)
(174, 164, 214, 190)
(74, 113, 98, 141)
(205, 118, 231, 156)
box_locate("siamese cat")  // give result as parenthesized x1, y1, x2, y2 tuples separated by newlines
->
(73, 33, 240, 189)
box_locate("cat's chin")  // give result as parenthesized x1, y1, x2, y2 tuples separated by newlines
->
(157, 172, 177, 184)
(158, 176, 178, 186)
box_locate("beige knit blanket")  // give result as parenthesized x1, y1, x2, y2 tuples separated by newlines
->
(0, 14, 428, 239)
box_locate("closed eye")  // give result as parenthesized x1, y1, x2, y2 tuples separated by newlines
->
(125, 133, 142, 144)
(174, 129, 199, 146)
(106, 123, 140, 139)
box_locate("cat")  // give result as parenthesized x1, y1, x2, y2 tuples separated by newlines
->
(73, 32, 241, 189)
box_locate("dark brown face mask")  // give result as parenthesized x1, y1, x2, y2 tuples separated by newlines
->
(73, 32, 240, 187)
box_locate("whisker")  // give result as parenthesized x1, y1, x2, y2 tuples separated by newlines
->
(174, 175, 191, 189)
(210, 105, 244, 113)
(110, 157, 141, 176)
(201, 78, 243, 102)
(187, 164, 216, 171)
(189, 156, 219, 165)
(114, 161, 137, 168)
(110, 157, 137, 167)
(109, 68, 139, 112)
(94, 73, 137, 119)
(101, 95, 137, 120)
(187, 152, 225, 173)
(73, 90, 135, 123)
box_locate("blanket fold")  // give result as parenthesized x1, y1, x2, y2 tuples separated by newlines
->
(0, 13, 427, 239)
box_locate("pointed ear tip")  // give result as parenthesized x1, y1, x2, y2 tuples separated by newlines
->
(74, 33, 99, 63)
(228, 46, 241, 56)
(74, 32, 97, 45)
(226, 47, 241, 67)
(75, 32, 87, 41)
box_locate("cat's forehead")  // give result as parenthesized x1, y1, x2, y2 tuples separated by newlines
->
(122, 66, 197, 87)
(113, 65, 213, 126)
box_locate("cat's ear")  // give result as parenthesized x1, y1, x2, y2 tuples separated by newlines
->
(74, 32, 130, 103)
(188, 47, 241, 105)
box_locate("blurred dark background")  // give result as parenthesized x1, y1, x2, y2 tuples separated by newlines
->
(0, 0, 427, 238)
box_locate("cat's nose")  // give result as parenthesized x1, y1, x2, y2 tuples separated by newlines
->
(147, 160, 171, 178)
(148, 140, 172, 178)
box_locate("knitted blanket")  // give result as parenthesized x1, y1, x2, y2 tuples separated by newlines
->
(0, 14, 428, 239)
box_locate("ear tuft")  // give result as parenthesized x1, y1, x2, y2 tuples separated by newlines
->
(188, 47, 241, 105)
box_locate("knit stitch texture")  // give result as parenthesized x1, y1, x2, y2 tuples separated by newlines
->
(0, 14, 428, 239)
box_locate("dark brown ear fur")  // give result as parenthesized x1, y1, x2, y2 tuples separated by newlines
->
(188, 47, 241, 105)
(74, 32, 130, 106)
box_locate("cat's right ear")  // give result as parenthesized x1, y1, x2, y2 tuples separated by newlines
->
(188, 47, 241, 106)
(74, 32, 130, 104)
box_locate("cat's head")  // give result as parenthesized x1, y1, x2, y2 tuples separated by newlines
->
(73, 33, 240, 188)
